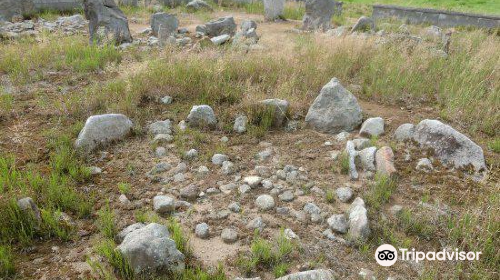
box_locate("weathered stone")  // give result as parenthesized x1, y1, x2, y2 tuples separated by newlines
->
(116, 223, 145, 243)
(75, 114, 133, 153)
(394, 123, 415, 141)
(153, 134, 173, 144)
(117, 223, 185, 274)
(352, 138, 372, 150)
(375, 146, 397, 177)
(355, 147, 377, 172)
(221, 228, 238, 243)
(83, 0, 132, 45)
(153, 195, 175, 214)
(233, 115, 248, 133)
(184, 149, 198, 160)
(413, 119, 486, 172)
(149, 120, 172, 135)
(327, 214, 348, 233)
(211, 34, 231, 45)
(186, 0, 212, 12)
(221, 161, 235, 175)
(258, 99, 289, 127)
(416, 158, 433, 172)
(348, 198, 370, 241)
(195, 223, 209, 239)
(243, 176, 262, 188)
(263, 0, 285, 20)
(180, 184, 199, 200)
(335, 186, 353, 203)
(346, 141, 359, 180)
(212, 154, 229, 165)
(255, 194, 275, 211)
(241, 20, 257, 32)
(302, 0, 336, 31)
(0, 0, 34, 22)
(201, 16, 236, 37)
(278, 190, 295, 202)
(303, 202, 321, 215)
(228, 202, 241, 212)
(17, 197, 41, 222)
(151, 13, 178, 37)
(246, 216, 266, 231)
(351, 16, 374, 32)
(275, 269, 336, 280)
(359, 117, 384, 137)
(186, 105, 217, 128)
(305, 78, 362, 134)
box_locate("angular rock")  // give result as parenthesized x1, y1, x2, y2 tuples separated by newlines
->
(153, 195, 175, 214)
(355, 147, 377, 172)
(351, 16, 374, 33)
(278, 190, 295, 202)
(375, 146, 396, 177)
(275, 269, 336, 280)
(335, 186, 353, 203)
(75, 114, 133, 153)
(255, 194, 275, 211)
(394, 123, 415, 141)
(263, 0, 285, 20)
(186, 105, 217, 128)
(348, 198, 370, 241)
(233, 115, 248, 133)
(151, 13, 178, 37)
(305, 78, 362, 134)
(83, 0, 132, 45)
(246, 216, 266, 231)
(327, 214, 348, 234)
(117, 223, 185, 274)
(201, 16, 236, 37)
(413, 119, 486, 172)
(352, 138, 372, 150)
(302, 0, 336, 31)
(346, 141, 359, 180)
(243, 176, 262, 188)
(241, 20, 257, 33)
(221, 161, 235, 175)
(228, 202, 241, 212)
(359, 117, 384, 137)
(303, 202, 321, 215)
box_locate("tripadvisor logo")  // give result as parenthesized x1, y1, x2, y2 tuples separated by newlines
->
(375, 244, 482, 267)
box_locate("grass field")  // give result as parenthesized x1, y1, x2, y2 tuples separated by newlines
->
(344, 0, 500, 15)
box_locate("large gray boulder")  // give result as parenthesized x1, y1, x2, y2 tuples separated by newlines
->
(263, 0, 285, 20)
(302, 0, 336, 31)
(83, 0, 132, 45)
(413, 119, 486, 172)
(117, 223, 185, 274)
(186, 0, 212, 12)
(186, 105, 217, 128)
(305, 78, 362, 134)
(198, 16, 236, 37)
(275, 269, 336, 280)
(151, 12, 178, 37)
(0, 0, 34, 22)
(75, 114, 133, 152)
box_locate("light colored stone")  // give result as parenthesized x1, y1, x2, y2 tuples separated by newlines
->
(258, 99, 289, 127)
(394, 123, 415, 141)
(263, 0, 285, 20)
(356, 147, 377, 172)
(275, 269, 336, 280)
(413, 119, 486, 172)
(351, 16, 374, 32)
(221, 161, 235, 175)
(149, 120, 172, 135)
(348, 197, 370, 242)
(416, 158, 433, 172)
(153, 195, 175, 214)
(246, 216, 266, 231)
(327, 214, 348, 234)
(116, 223, 145, 243)
(75, 114, 133, 152)
(243, 176, 262, 188)
(211, 34, 230, 45)
(186, 105, 217, 128)
(302, 0, 336, 31)
(359, 117, 384, 137)
(212, 154, 229, 165)
(221, 228, 238, 243)
(151, 13, 178, 37)
(255, 194, 275, 211)
(195, 223, 209, 239)
(233, 115, 248, 133)
(335, 187, 353, 203)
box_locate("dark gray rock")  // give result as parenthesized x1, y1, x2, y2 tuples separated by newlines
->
(200, 16, 236, 37)
(151, 12, 178, 37)
(83, 0, 132, 45)
(302, 0, 336, 31)
(0, 0, 34, 22)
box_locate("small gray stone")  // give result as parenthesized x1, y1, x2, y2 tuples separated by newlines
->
(156, 147, 167, 157)
(17, 197, 41, 222)
(238, 184, 251, 194)
(153, 195, 175, 214)
(246, 216, 266, 231)
(116, 223, 145, 244)
(278, 190, 294, 202)
(160, 95, 173, 104)
(221, 161, 235, 175)
(243, 176, 262, 188)
(211, 34, 231, 45)
(275, 269, 335, 280)
(416, 158, 433, 172)
(149, 120, 172, 135)
(233, 115, 248, 133)
(335, 187, 353, 203)
(220, 183, 237, 194)
(195, 223, 209, 239)
(221, 228, 238, 243)
(255, 194, 275, 211)
(327, 214, 348, 234)
(186, 105, 217, 129)
(356, 147, 377, 172)
(360, 117, 384, 137)
(153, 134, 174, 144)
(180, 184, 199, 200)
(212, 154, 229, 165)
(228, 202, 241, 213)
(351, 16, 375, 32)
(185, 149, 198, 159)
(303, 202, 321, 215)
